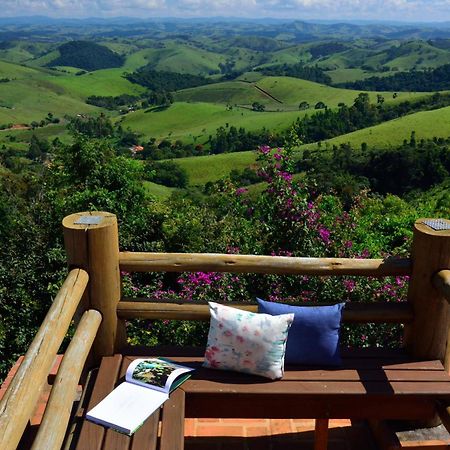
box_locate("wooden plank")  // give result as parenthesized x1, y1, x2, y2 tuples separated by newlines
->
(159, 389, 185, 450)
(119, 252, 412, 276)
(182, 379, 450, 396)
(131, 409, 159, 450)
(75, 355, 122, 450)
(117, 300, 414, 324)
(0, 269, 88, 450)
(31, 310, 102, 450)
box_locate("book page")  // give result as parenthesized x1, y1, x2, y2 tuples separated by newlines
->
(126, 358, 193, 393)
(86, 382, 167, 435)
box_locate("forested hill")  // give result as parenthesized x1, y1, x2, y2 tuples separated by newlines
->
(338, 64, 450, 92)
(48, 41, 124, 71)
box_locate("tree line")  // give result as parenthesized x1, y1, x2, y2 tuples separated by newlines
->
(338, 64, 450, 92)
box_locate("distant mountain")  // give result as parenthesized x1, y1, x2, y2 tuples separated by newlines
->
(0, 17, 449, 42)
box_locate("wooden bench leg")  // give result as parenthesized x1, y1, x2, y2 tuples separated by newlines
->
(314, 418, 329, 450)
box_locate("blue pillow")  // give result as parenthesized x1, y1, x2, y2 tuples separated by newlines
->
(257, 298, 344, 366)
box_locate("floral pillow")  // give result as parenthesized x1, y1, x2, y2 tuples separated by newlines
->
(203, 302, 294, 379)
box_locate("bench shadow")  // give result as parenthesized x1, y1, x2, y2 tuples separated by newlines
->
(184, 422, 376, 450)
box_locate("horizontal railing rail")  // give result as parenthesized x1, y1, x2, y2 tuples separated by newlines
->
(118, 299, 414, 323)
(31, 309, 102, 450)
(0, 269, 90, 450)
(433, 270, 450, 304)
(119, 252, 412, 277)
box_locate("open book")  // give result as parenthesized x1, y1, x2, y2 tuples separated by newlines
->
(86, 358, 194, 435)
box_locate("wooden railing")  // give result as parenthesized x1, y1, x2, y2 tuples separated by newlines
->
(0, 269, 102, 450)
(117, 252, 413, 323)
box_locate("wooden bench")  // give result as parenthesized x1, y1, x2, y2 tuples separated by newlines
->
(2, 213, 450, 450)
(73, 347, 450, 450)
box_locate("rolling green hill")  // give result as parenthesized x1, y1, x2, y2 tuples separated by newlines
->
(119, 101, 311, 143)
(44, 68, 145, 99)
(0, 61, 100, 124)
(176, 76, 424, 110)
(301, 105, 450, 151)
(126, 42, 226, 75)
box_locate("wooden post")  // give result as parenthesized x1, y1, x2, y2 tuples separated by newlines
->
(62, 212, 126, 360)
(405, 218, 450, 362)
(314, 419, 329, 450)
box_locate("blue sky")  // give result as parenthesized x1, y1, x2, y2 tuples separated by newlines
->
(2, 0, 450, 22)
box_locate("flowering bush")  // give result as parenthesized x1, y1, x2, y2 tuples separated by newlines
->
(123, 139, 415, 349)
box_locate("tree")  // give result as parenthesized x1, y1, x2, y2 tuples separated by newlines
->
(314, 101, 327, 109)
(252, 102, 265, 112)
(299, 101, 310, 110)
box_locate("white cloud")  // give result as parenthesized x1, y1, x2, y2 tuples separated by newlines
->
(1, 0, 449, 21)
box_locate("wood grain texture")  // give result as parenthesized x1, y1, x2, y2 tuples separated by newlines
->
(31, 309, 102, 450)
(0, 269, 88, 450)
(63, 212, 125, 360)
(405, 219, 450, 362)
(119, 252, 412, 276)
(117, 300, 414, 323)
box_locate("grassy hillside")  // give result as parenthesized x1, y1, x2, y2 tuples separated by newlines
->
(128, 42, 226, 75)
(42, 68, 145, 99)
(119, 101, 316, 143)
(176, 76, 426, 109)
(0, 61, 100, 124)
(172, 151, 257, 186)
(143, 180, 175, 199)
(301, 106, 450, 151)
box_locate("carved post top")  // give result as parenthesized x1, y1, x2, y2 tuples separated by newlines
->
(415, 218, 450, 237)
(62, 211, 117, 231)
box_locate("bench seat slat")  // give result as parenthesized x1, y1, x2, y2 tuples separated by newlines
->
(159, 389, 185, 450)
(75, 354, 123, 450)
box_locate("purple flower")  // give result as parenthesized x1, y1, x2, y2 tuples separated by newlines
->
(318, 227, 331, 244)
(235, 187, 248, 196)
(343, 279, 356, 292)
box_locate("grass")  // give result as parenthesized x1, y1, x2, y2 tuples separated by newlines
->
(126, 42, 226, 75)
(172, 151, 257, 186)
(119, 101, 315, 143)
(0, 77, 99, 124)
(300, 106, 450, 151)
(143, 181, 175, 200)
(176, 76, 427, 109)
(44, 68, 145, 99)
